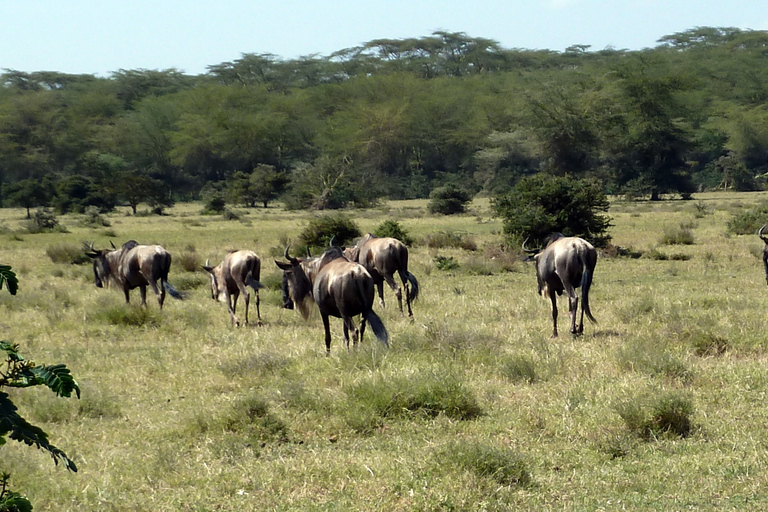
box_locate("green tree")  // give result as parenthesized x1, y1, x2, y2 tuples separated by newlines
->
(228, 164, 288, 208)
(2, 178, 52, 218)
(610, 58, 695, 200)
(492, 174, 612, 247)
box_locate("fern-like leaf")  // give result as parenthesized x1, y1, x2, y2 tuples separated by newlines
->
(0, 265, 18, 295)
(0, 392, 77, 472)
(29, 364, 80, 399)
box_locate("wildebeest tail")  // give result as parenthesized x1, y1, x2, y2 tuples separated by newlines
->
(364, 309, 389, 347)
(404, 271, 419, 302)
(580, 263, 596, 324)
(245, 275, 264, 292)
(163, 281, 183, 300)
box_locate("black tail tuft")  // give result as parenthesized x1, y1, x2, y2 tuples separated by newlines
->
(406, 272, 419, 303)
(364, 310, 389, 347)
(164, 281, 184, 300)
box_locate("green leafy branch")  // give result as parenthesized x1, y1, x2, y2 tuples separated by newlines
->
(0, 265, 17, 296)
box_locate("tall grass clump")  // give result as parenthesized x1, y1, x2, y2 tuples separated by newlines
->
(344, 369, 483, 425)
(46, 244, 91, 265)
(616, 338, 692, 381)
(614, 390, 695, 439)
(423, 231, 477, 251)
(438, 441, 533, 487)
(659, 223, 695, 245)
(92, 304, 161, 327)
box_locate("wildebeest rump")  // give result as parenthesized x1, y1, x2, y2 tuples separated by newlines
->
(759, 225, 768, 286)
(344, 234, 419, 317)
(525, 234, 597, 337)
(85, 240, 182, 308)
(275, 246, 389, 354)
(203, 250, 264, 326)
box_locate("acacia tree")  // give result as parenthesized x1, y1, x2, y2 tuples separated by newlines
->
(610, 58, 695, 200)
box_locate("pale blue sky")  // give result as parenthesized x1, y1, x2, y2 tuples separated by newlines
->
(2, 0, 768, 77)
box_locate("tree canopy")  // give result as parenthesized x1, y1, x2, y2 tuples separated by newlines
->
(2, 28, 768, 211)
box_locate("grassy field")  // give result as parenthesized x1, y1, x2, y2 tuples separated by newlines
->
(3, 192, 768, 511)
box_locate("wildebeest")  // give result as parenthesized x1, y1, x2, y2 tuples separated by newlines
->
(275, 246, 389, 355)
(85, 240, 182, 308)
(344, 234, 420, 317)
(524, 234, 597, 337)
(759, 225, 768, 286)
(203, 250, 264, 326)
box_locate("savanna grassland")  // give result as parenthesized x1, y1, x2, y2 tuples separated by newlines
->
(3, 193, 768, 511)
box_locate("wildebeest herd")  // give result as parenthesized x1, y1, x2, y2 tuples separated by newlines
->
(88, 227, 713, 353)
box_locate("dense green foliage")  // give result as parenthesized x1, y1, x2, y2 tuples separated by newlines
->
(492, 174, 612, 247)
(2, 28, 768, 211)
(297, 213, 362, 252)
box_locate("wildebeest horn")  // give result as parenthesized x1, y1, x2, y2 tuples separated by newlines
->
(110, 240, 116, 249)
(760, 224, 768, 243)
(522, 237, 538, 254)
(329, 235, 337, 247)
(284, 245, 299, 264)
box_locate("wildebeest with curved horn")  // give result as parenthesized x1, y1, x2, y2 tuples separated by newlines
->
(275, 245, 389, 355)
(344, 233, 420, 317)
(524, 233, 597, 337)
(203, 250, 264, 326)
(85, 240, 182, 308)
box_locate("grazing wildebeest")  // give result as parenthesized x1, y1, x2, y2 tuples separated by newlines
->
(524, 233, 597, 337)
(85, 240, 182, 308)
(275, 246, 389, 355)
(759, 225, 768, 286)
(203, 250, 264, 326)
(344, 234, 420, 317)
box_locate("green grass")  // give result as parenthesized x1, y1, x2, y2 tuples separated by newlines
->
(4, 193, 768, 510)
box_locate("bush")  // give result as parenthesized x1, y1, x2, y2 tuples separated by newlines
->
(25, 208, 66, 234)
(427, 185, 472, 215)
(373, 220, 414, 246)
(298, 213, 361, 251)
(492, 174, 612, 248)
(434, 255, 459, 271)
(727, 202, 768, 235)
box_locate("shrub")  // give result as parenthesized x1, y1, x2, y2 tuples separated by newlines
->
(492, 174, 612, 248)
(427, 184, 472, 215)
(25, 208, 66, 234)
(373, 219, 414, 246)
(434, 255, 459, 271)
(201, 195, 227, 215)
(93, 304, 161, 327)
(439, 441, 532, 487)
(81, 206, 111, 228)
(727, 202, 768, 235)
(298, 213, 361, 251)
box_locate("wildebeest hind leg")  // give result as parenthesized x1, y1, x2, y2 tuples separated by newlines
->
(549, 291, 558, 338)
(384, 275, 403, 315)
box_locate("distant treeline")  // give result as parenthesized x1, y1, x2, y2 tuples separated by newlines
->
(2, 27, 768, 213)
